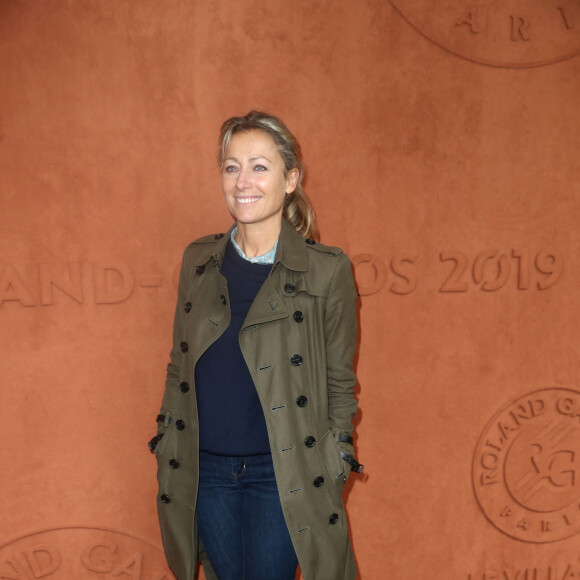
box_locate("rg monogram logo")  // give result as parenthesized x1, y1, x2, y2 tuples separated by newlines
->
(473, 388, 580, 542)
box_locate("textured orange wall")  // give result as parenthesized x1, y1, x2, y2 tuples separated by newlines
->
(1, 1, 580, 579)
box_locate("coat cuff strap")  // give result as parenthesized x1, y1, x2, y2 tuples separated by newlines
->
(156, 414, 173, 425)
(340, 450, 364, 474)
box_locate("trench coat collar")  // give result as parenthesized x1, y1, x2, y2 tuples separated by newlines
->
(193, 219, 308, 273)
(274, 219, 308, 273)
(192, 223, 236, 269)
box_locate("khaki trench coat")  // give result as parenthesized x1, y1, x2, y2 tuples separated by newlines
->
(154, 219, 359, 580)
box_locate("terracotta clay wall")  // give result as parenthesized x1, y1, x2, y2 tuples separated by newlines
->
(1, 1, 580, 579)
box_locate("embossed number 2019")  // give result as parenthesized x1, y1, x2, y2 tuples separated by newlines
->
(439, 249, 563, 292)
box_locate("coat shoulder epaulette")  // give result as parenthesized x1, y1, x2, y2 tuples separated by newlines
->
(188, 232, 227, 247)
(304, 238, 343, 257)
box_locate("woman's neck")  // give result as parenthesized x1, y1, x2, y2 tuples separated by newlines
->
(235, 221, 282, 258)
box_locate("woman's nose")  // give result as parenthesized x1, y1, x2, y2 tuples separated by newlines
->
(236, 168, 252, 189)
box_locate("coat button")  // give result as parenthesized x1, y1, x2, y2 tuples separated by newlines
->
(175, 420, 185, 431)
(313, 476, 324, 487)
(329, 513, 339, 525)
(293, 311, 304, 323)
(180, 382, 190, 393)
(180, 341, 188, 353)
(304, 436, 316, 448)
(184, 301, 192, 313)
(305, 238, 316, 245)
(296, 395, 308, 407)
(284, 283, 295, 293)
(160, 494, 171, 504)
(196, 266, 205, 275)
(169, 459, 180, 469)
(220, 295, 227, 305)
(215, 233, 224, 239)
(290, 354, 303, 366)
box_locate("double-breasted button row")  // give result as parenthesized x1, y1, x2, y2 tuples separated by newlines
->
(180, 382, 189, 393)
(304, 436, 316, 448)
(180, 341, 188, 353)
(284, 283, 295, 294)
(220, 295, 227, 305)
(160, 494, 171, 504)
(195, 266, 205, 275)
(175, 420, 185, 431)
(290, 354, 303, 366)
(329, 513, 339, 525)
(293, 311, 304, 323)
(184, 301, 192, 313)
(313, 476, 324, 487)
(169, 459, 180, 469)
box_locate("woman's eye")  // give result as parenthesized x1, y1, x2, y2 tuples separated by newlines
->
(223, 165, 238, 173)
(254, 165, 268, 172)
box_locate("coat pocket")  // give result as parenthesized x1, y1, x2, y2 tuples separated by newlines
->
(318, 428, 348, 495)
(151, 409, 177, 458)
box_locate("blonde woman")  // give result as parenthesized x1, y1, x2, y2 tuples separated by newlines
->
(151, 111, 363, 580)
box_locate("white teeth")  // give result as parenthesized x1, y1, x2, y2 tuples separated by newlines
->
(236, 197, 260, 204)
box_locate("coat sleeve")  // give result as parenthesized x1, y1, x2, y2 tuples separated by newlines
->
(324, 251, 360, 464)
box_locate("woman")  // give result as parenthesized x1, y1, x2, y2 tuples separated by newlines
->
(150, 111, 363, 580)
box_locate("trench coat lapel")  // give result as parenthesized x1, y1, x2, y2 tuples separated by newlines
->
(242, 276, 289, 327)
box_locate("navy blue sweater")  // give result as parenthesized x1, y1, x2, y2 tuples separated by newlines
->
(194, 241, 272, 456)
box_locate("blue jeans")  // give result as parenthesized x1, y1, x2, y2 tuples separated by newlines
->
(197, 451, 298, 580)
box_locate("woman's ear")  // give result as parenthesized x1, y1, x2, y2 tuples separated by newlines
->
(285, 168, 299, 194)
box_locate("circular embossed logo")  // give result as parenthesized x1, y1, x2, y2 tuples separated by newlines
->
(0, 526, 172, 579)
(389, 0, 580, 68)
(473, 388, 580, 542)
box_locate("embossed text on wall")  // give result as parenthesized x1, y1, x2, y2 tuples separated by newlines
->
(389, 0, 580, 67)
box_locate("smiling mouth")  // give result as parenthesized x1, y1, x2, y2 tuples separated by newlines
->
(235, 197, 260, 204)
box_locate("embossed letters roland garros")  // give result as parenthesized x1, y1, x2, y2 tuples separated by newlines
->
(0, 248, 564, 306)
(389, 0, 580, 68)
(473, 388, 580, 543)
(0, 527, 171, 579)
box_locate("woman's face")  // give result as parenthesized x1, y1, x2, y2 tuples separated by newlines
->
(221, 130, 298, 231)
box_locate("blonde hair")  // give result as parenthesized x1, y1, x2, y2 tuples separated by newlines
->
(218, 111, 319, 240)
